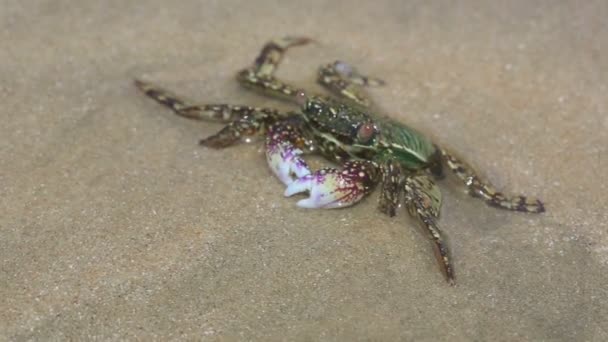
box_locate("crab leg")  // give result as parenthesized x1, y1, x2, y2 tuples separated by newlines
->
(237, 37, 313, 103)
(403, 174, 454, 285)
(377, 159, 403, 217)
(440, 148, 545, 213)
(199, 109, 285, 148)
(135, 80, 274, 123)
(135, 79, 292, 148)
(317, 61, 385, 107)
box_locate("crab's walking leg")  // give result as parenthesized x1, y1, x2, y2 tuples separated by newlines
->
(135, 80, 290, 148)
(440, 148, 545, 213)
(200, 109, 287, 148)
(377, 159, 403, 217)
(134, 80, 276, 123)
(403, 175, 454, 284)
(237, 37, 313, 103)
(284, 160, 380, 209)
(317, 61, 385, 107)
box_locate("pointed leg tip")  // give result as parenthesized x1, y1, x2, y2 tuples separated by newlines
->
(516, 198, 546, 214)
(199, 138, 225, 149)
(134, 79, 148, 91)
(536, 201, 546, 213)
(444, 269, 456, 286)
(199, 139, 211, 147)
(283, 36, 315, 47)
(296, 37, 315, 45)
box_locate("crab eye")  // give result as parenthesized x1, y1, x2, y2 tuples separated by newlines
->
(295, 90, 307, 106)
(356, 122, 376, 143)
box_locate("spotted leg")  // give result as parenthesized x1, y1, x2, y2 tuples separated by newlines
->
(135, 80, 288, 148)
(237, 37, 314, 103)
(377, 159, 403, 217)
(135, 80, 278, 123)
(403, 174, 454, 284)
(199, 109, 286, 148)
(317, 61, 385, 107)
(440, 148, 545, 213)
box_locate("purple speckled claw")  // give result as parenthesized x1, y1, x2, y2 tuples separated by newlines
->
(265, 122, 311, 185)
(266, 140, 311, 185)
(284, 161, 378, 209)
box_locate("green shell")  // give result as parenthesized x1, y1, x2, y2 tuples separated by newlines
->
(377, 118, 437, 169)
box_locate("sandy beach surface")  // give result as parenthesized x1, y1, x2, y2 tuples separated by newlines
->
(2, 1, 607, 340)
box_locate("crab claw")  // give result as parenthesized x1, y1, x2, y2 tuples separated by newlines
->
(284, 161, 377, 209)
(266, 141, 311, 185)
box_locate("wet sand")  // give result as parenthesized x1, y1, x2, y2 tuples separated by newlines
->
(2, 1, 607, 340)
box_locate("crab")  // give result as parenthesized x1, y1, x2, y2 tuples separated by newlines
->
(135, 37, 545, 284)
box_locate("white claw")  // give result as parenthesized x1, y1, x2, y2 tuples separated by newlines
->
(296, 198, 319, 209)
(284, 176, 312, 197)
(277, 163, 292, 184)
(266, 142, 311, 186)
(284, 171, 364, 209)
(293, 161, 311, 178)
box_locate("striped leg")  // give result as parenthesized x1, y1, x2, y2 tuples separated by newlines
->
(134, 79, 286, 148)
(200, 109, 284, 148)
(317, 61, 385, 107)
(403, 174, 454, 285)
(237, 37, 313, 103)
(377, 159, 403, 217)
(135, 79, 279, 123)
(440, 148, 545, 213)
